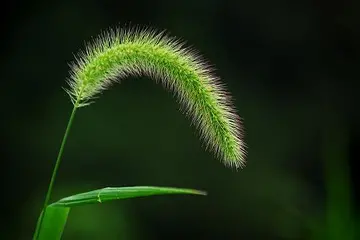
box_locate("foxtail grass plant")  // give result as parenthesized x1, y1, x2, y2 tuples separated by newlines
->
(33, 26, 246, 239)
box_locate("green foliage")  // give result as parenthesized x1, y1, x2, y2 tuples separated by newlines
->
(33, 26, 245, 239)
(36, 187, 204, 240)
(36, 206, 70, 240)
(51, 186, 206, 207)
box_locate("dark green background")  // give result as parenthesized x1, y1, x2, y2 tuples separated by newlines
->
(2, 0, 359, 239)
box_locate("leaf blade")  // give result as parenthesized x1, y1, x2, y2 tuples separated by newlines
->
(36, 206, 70, 240)
(51, 186, 206, 207)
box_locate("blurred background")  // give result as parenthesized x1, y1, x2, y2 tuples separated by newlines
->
(2, 0, 359, 239)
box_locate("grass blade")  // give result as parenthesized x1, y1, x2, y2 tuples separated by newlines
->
(51, 186, 206, 207)
(36, 206, 70, 240)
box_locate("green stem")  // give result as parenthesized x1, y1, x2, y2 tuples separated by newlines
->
(33, 104, 78, 240)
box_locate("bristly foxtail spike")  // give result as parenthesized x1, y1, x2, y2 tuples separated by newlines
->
(66, 26, 246, 168)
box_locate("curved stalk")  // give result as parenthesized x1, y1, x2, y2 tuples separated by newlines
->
(33, 104, 78, 240)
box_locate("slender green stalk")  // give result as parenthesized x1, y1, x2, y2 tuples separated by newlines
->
(33, 104, 78, 240)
